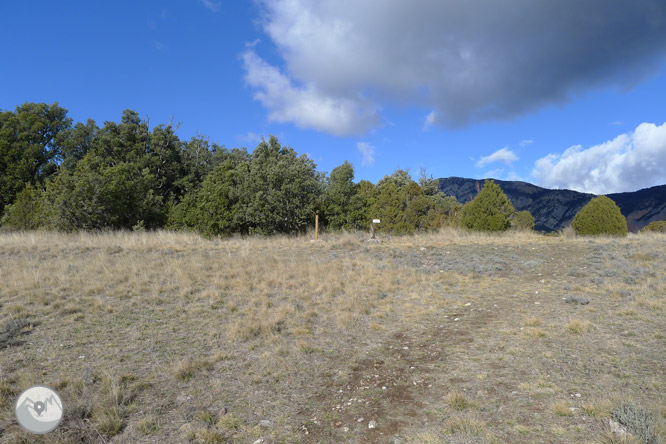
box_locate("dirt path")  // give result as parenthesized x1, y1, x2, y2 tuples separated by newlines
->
(301, 298, 497, 443)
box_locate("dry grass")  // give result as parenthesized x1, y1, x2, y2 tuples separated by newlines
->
(0, 228, 664, 443)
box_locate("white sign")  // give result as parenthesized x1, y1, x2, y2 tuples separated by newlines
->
(372, 219, 380, 223)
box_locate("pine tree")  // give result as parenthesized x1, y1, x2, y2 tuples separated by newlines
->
(460, 180, 514, 231)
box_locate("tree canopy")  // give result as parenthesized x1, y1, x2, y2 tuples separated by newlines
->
(1, 102, 463, 236)
(572, 196, 628, 236)
(460, 180, 515, 232)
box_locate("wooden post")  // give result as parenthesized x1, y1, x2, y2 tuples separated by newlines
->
(315, 214, 319, 241)
(370, 219, 380, 240)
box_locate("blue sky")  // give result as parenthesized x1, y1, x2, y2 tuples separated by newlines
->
(2, 0, 666, 194)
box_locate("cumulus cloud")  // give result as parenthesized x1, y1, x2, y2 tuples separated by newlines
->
(356, 142, 376, 166)
(244, 0, 666, 135)
(242, 51, 379, 136)
(476, 147, 518, 167)
(519, 139, 534, 147)
(532, 121, 666, 194)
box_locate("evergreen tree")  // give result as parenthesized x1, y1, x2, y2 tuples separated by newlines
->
(460, 180, 514, 231)
(640, 220, 666, 233)
(168, 160, 237, 236)
(572, 196, 627, 236)
(232, 136, 322, 235)
(0, 103, 71, 215)
(324, 161, 369, 230)
(511, 210, 535, 231)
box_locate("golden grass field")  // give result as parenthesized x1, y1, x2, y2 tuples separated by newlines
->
(0, 229, 664, 443)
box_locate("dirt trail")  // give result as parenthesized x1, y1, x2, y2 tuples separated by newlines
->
(299, 243, 586, 443)
(301, 300, 497, 443)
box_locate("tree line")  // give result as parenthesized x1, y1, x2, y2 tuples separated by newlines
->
(2, 102, 635, 237)
(0, 103, 463, 236)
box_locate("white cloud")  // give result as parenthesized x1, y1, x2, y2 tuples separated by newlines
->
(242, 51, 379, 137)
(237, 132, 263, 145)
(519, 139, 534, 147)
(199, 0, 220, 13)
(424, 111, 438, 130)
(505, 171, 524, 181)
(482, 169, 504, 179)
(532, 121, 666, 194)
(244, 0, 666, 135)
(476, 147, 518, 167)
(357, 142, 376, 166)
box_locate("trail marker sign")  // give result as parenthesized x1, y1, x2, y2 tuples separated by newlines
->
(371, 219, 380, 239)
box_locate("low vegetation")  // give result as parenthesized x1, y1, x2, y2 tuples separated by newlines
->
(0, 229, 664, 443)
(640, 220, 666, 233)
(511, 210, 535, 231)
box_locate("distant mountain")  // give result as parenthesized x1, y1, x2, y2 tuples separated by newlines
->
(437, 177, 666, 232)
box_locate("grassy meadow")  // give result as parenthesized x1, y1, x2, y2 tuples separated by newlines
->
(0, 229, 664, 443)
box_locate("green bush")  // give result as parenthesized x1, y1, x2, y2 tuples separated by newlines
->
(167, 160, 236, 237)
(511, 210, 535, 231)
(571, 196, 627, 236)
(1, 184, 46, 230)
(460, 180, 514, 232)
(640, 220, 666, 233)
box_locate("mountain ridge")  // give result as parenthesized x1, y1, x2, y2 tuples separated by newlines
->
(436, 177, 666, 232)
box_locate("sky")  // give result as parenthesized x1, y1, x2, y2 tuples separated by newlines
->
(2, 0, 666, 194)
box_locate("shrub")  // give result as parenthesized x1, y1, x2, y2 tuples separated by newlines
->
(611, 404, 657, 444)
(572, 196, 627, 236)
(511, 210, 535, 231)
(460, 180, 514, 232)
(1, 184, 46, 229)
(640, 220, 666, 233)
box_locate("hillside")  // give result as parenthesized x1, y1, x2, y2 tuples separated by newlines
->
(437, 177, 666, 232)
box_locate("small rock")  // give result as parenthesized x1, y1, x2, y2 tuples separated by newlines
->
(253, 440, 264, 444)
(368, 420, 377, 429)
(357, 417, 364, 422)
(575, 393, 581, 398)
(454, 318, 459, 321)
(609, 418, 627, 436)
(464, 303, 471, 306)
(343, 426, 349, 432)
(259, 419, 271, 427)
